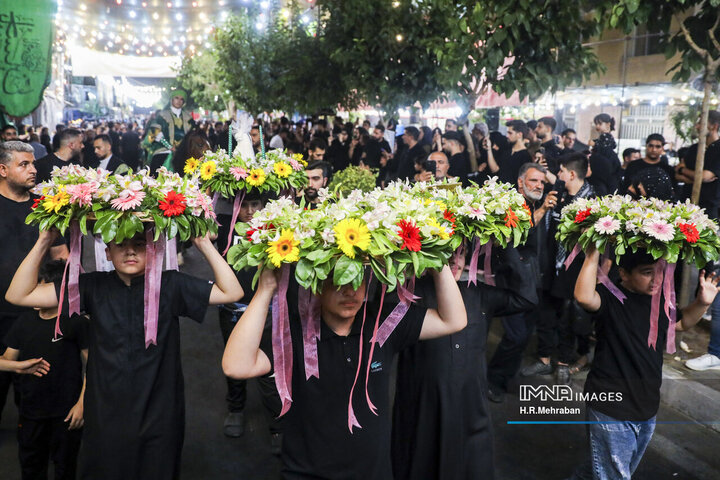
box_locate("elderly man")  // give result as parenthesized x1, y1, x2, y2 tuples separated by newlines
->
(415, 151, 450, 183)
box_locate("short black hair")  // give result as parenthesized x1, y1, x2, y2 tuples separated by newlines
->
(622, 147, 640, 159)
(646, 133, 665, 145)
(526, 119, 538, 131)
(57, 128, 82, 147)
(505, 120, 529, 137)
(538, 116, 556, 132)
(618, 249, 656, 273)
(39, 260, 66, 284)
(561, 128, 576, 137)
(404, 126, 420, 141)
(309, 138, 327, 151)
(94, 133, 112, 145)
(709, 110, 720, 127)
(559, 152, 588, 180)
(374, 124, 385, 134)
(1, 124, 17, 133)
(306, 160, 331, 179)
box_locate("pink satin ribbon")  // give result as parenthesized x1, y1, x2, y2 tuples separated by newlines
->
(564, 244, 582, 270)
(165, 236, 179, 271)
(222, 192, 245, 256)
(376, 277, 418, 347)
(597, 251, 626, 304)
(347, 277, 372, 432)
(143, 229, 166, 348)
(211, 192, 220, 210)
(450, 243, 465, 277)
(55, 222, 83, 339)
(481, 242, 495, 286)
(271, 265, 293, 416)
(363, 280, 385, 418)
(647, 260, 677, 352)
(467, 239, 482, 286)
(298, 286, 321, 380)
(648, 260, 665, 350)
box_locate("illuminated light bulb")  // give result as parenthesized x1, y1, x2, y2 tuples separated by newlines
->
(129, 10, 136, 18)
(690, 99, 696, 105)
(396, 33, 403, 42)
(167, 2, 172, 7)
(175, 13, 182, 21)
(153, 12, 159, 20)
(681, 95, 688, 101)
(668, 98, 676, 106)
(80, 3, 87, 10)
(712, 98, 719, 105)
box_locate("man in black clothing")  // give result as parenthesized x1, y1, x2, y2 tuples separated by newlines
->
(560, 128, 577, 154)
(487, 120, 532, 186)
(535, 117, 563, 173)
(442, 131, 471, 184)
(35, 129, 83, 183)
(621, 134, 677, 198)
(0, 141, 67, 425)
(223, 265, 466, 479)
(121, 123, 142, 171)
(301, 160, 331, 206)
(393, 126, 427, 182)
(363, 125, 392, 170)
(91, 134, 131, 174)
(326, 128, 351, 173)
(621, 147, 641, 170)
(569, 249, 718, 479)
(307, 138, 328, 163)
(676, 110, 720, 218)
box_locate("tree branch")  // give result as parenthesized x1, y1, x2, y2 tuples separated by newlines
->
(709, 14, 720, 56)
(675, 14, 709, 60)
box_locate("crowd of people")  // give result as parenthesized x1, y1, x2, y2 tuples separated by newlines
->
(1, 103, 720, 480)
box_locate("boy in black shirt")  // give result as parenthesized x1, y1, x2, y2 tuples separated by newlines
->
(223, 266, 466, 479)
(569, 248, 718, 479)
(3, 260, 88, 480)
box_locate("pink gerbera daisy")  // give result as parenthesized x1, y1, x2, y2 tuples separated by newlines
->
(229, 167, 248, 181)
(110, 189, 146, 211)
(66, 182, 97, 207)
(289, 159, 303, 171)
(642, 220, 675, 242)
(594, 216, 621, 235)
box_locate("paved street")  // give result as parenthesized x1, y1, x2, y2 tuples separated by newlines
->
(1, 246, 719, 479)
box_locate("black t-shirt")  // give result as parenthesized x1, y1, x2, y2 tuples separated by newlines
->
(364, 138, 391, 170)
(498, 149, 532, 186)
(447, 152, 471, 185)
(260, 300, 425, 479)
(0, 193, 64, 347)
(34, 152, 81, 183)
(680, 140, 720, 215)
(621, 158, 676, 198)
(4, 312, 88, 419)
(541, 140, 563, 174)
(589, 151, 622, 196)
(583, 285, 668, 421)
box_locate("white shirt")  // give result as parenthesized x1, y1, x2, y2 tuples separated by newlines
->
(99, 154, 112, 171)
(171, 106, 182, 117)
(269, 134, 284, 150)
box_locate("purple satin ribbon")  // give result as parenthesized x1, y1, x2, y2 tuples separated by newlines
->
(143, 229, 166, 348)
(564, 244, 582, 270)
(647, 260, 666, 350)
(376, 277, 417, 347)
(482, 242, 495, 286)
(298, 286, 321, 380)
(271, 265, 293, 416)
(347, 277, 371, 433)
(165, 236, 179, 271)
(55, 222, 83, 339)
(467, 239, 482, 286)
(663, 262, 678, 354)
(597, 251, 626, 303)
(222, 192, 245, 256)
(363, 279, 384, 417)
(211, 192, 220, 210)
(450, 243, 465, 277)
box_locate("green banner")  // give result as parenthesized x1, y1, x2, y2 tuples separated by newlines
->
(0, 0, 56, 117)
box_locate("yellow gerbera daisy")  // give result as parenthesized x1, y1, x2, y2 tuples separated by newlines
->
(247, 168, 266, 187)
(43, 188, 70, 214)
(334, 218, 371, 258)
(273, 161, 292, 178)
(200, 160, 217, 180)
(427, 217, 451, 240)
(292, 153, 307, 167)
(266, 229, 300, 267)
(184, 157, 200, 174)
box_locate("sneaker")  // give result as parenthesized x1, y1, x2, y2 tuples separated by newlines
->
(487, 384, 504, 403)
(520, 360, 553, 377)
(685, 353, 720, 371)
(270, 433, 283, 456)
(555, 364, 571, 385)
(223, 412, 245, 438)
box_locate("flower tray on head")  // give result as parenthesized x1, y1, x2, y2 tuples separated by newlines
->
(26, 165, 218, 347)
(556, 194, 720, 354)
(409, 177, 533, 285)
(227, 183, 458, 430)
(187, 148, 308, 255)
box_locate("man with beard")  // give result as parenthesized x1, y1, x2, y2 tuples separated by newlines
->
(362, 125, 392, 170)
(621, 134, 677, 197)
(534, 117, 563, 173)
(487, 120, 533, 187)
(442, 131, 471, 185)
(0, 142, 67, 424)
(34, 129, 83, 183)
(327, 128, 351, 173)
(560, 129, 577, 154)
(301, 161, 331, 207)
(487, 163, 557, 402)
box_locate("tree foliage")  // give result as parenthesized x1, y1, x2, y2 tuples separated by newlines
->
(175, 52, 228, 112)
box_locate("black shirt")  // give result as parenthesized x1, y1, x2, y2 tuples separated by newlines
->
(394, 144, 427, 182)
(364, 138, 391, 170)
(583, 284, 668, 421)
(498, 149, 532, 186)
(327, 138, 351, 172)
(260, 301, 425, 479)
(447, 152, 471, 185)
(541, 140, 563, 174)
(621, 158, 676, 198)
(4, 312, 88, 419)
(680, 140, 720, 216)
(588, 151, 622, 196)
(34, 152, 80, 183)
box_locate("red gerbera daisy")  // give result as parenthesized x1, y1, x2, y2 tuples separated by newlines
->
(574, 208, 592, 224)
(397, 219, 422, 252)
(443, 210, 456, 225)
(678, 222, 700, 243)
(504, 208, 519, 228)
(158, 191, 187, 217)
(31, 196, 44, 210)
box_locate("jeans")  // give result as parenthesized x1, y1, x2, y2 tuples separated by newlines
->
(709, 293, 720, 357)
(569, 407, 656, 480)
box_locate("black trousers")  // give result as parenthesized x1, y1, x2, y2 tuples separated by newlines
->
(487, 312, 534, 391)
(218, 308, 247, 413)
(17, 416, 82, 480)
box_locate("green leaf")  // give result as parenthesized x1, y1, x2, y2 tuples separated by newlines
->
(333, 255, 363, 286)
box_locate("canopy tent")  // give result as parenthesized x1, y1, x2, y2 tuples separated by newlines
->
(70, 46, 181, 78)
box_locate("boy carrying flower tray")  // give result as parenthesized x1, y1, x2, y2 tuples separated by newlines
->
(222, 184, 467, 479)
(9, 165, 243, 480)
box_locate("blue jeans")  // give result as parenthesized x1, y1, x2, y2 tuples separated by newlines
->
(709, 294, 720, 357)
(569, 407, 656, 480)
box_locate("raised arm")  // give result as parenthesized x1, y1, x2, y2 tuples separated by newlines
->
(575, 247, 602, 312)
(222, 268, 275, 379)
(5, 230, 60, 308)
(677, 270, 720, 331)
(485, 139, 500, 174)
(192, 235, 244, 305)
(419, 265, 467, 340)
